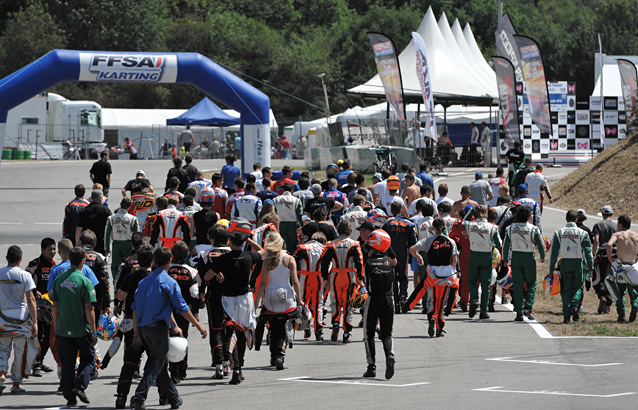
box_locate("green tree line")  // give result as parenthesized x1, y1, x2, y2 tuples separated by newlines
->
(0, 0, 635, 121)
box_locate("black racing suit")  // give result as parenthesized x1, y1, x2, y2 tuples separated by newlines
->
(81, 245, 110, 321)
(382, 216, 417, 307)
(363, 252, 395, 365)
(26, 256, 55, 368)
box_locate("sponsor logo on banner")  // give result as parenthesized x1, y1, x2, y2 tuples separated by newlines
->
(568, 127, 575, 136)
(540, 141, 549, 151)
(79, 53, 178, 83)
(605, 126, 618, 137)
(603, 111, 618, 123)
(523, 127, 531, 137)
(373, 41, 394, 57)
(532, 128, 540, 135)
(524, 143, 531, 149)
(604, 97, 618, 109)
(589, 96, 601, 110)
(576, 113, 589, 122)
(520, 45, 539, 58)
(558, 112, 567, 122)
(558, 126, 567, 137)
(560, 142, 566, 148)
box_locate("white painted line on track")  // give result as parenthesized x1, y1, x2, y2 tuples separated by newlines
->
(473, 386, 636, 398)
(279, 376, 429, 387)
(0, 222, 22, 224)
(486, 357, 623, 367)
(34, 222, 61, 225)
(495, 295, 638, 339)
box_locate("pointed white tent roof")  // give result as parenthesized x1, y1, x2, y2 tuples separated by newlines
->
(452, 19, 497, 90)
(463, 23, 499, 87)
(437, 12, 497, 96)
(348, 7, 497, 104)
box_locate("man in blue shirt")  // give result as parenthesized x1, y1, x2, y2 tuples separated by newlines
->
(221, 154, 241, 195)
(48, 239, 99, 292)
(415, 163, 434, 190)
(336, 160, 353, 187)
(130, 247, 207, 410)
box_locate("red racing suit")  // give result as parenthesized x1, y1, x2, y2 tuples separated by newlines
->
(294, 240, 326, 334)
(321, 236, 363, 332)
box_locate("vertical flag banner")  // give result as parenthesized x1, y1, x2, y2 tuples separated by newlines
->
(367, 32, 406, 122)
(492, 56, 520, 147)
(495, 14, 523, 83)
(598, 34, 604, 149)
(617, 58, 637, 118)
(412, 32, 437, 142)
(515, 35, 552, 134)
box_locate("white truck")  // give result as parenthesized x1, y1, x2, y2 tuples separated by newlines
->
(4, 92, 103, 146)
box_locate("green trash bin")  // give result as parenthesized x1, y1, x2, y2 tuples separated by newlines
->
(11, 150, 23, 160)
(1, 149, 10, 160)
(23, 150, 31, 160)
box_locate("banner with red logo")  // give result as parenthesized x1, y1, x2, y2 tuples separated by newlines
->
(412, 32, 437, 142)
(617, 59, 637, 117)
(515, 35, 552, 135)
(492, 56, 519, 147)
(367, 32, 406, 122)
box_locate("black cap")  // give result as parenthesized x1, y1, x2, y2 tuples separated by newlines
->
(357, 221, 375, 231)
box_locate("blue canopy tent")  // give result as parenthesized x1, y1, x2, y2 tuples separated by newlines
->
(166, 96, 240, 126)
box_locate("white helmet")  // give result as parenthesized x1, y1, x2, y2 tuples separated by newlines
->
(167, 336, 188, 363)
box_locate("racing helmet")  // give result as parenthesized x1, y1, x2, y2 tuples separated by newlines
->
(366, 209, 387, 228)
(496, 264, 513, 289)
(542, 235, 552, 252)
(326, 163, 338, 176)
(167, 336, 188, 363)
(227, 218, 252, 239)
(492, 248, 502, 270)
(387, 175, 401, 191)
(96, 313, 119, 341)
(367, 229, 391, 253)
(217, 219, 229, 227)
(348, 287, 369, 309)
(197, 187, 215, 204)
(37, 295, 53, 325)
(293, 304, 313, 331)
(543, 272, 561, 296)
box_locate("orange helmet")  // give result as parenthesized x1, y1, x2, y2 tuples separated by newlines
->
(367, 229, 391, 253)
(197, 187, 215, 204)
(543, 261, 561, 296)
(227, 218, 253, 239)
(387, 175, 400, 191)
(348, 288, 369, 309)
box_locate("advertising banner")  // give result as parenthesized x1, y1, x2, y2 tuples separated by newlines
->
(367, 32, 406, 122)
(617, 58, 637, 115)
(495, 14, 523, 83)
(492, 56, 519, 146)
(515, 35, 552, 134)
(412, 32, 437, 142)
(79, 53, 178, 83)
(241, 124, 271, 171)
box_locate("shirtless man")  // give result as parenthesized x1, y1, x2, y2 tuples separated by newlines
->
(606, 215, 638, 322)
(451, 186, 478, 219)
(402, 174, 420, 206)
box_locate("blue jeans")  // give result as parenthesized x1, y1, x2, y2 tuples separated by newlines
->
(131, 322, 179, 406)
(56, 335, 95, 402)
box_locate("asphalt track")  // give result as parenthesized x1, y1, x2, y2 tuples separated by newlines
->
(0, 159, 637, 410)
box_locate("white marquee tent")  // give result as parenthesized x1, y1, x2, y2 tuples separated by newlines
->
(348, 7, 498, 104)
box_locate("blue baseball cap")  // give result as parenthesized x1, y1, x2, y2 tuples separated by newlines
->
(464, 204, 475, 214)
(263, 199, 274, 207)
(475, 171, 483, 179)
(517, 183, 528, 193)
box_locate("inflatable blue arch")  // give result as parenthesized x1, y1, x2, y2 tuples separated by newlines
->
(0, 50, 271, 171)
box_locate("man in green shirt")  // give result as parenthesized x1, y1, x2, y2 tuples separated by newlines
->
(50, 247, 97, 407)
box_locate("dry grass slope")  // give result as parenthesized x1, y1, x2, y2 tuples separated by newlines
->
(551, 132, 638, 219)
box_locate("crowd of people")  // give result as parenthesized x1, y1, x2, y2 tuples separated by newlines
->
(1, 152, 637, 409)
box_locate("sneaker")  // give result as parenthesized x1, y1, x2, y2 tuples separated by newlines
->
(385, 356, 395, 380)
(10, 385, 25, 394)
(435, 329, 445, 337)
(72, 388, 90, 404)
(315, 332, 324, 341)
(223, 362, 230, 376)
(427, 317, 435, 338)
(342, 333, 351, 344)
(363, 365, 376, 378)
(572, 307, 580, 322)
(130, 400, 147, 410)
(213, 366, 224, 379)
(618, 314, 626, 323)
(229, 370, 241, 385)
(479, 311, 490, 320)
(31, 367, 43, 377)
(331, 325, 339, 342)
(304, 329, 311, 339)
(563, 315, 571, 324)
(515, 313, 524, 322)
(275, 357, 284, 371)
(630, 306, 637, 323)
(115, 393, 127, 409)
(524, 309, 535, 320)
(40, 364, 54, 373)
(469, 303, 478, 319)
(597, 298, 606, 314)
(170, 397, 184, 409)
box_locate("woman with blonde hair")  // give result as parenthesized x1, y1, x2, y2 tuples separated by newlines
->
(255, 232, 301, 370)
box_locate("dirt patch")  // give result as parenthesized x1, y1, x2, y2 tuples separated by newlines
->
(550, 132, 638, 219)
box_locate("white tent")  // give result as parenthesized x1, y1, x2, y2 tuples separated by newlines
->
(452, 19, 497, 91)
(591, 54, 638, 98)
(348, 7, 497, 103)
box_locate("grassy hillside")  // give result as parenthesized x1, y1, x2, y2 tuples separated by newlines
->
(551, 132, 638, 219)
